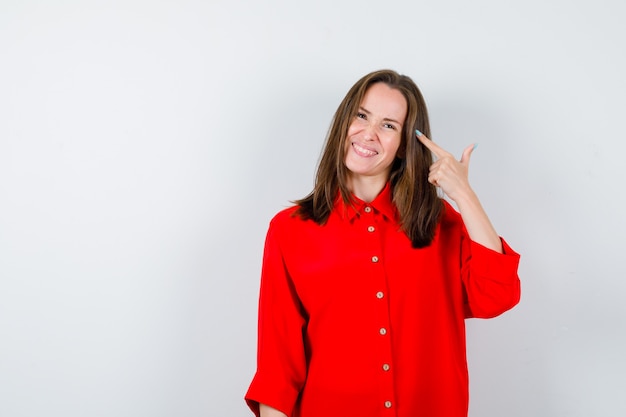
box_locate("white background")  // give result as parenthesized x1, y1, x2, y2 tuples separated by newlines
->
(1, 1, 625, 416)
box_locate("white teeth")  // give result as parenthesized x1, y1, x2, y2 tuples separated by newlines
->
(353, 143, 377, 156)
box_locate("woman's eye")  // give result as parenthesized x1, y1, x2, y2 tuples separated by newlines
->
(356, 112, 367, 119)
(384, 123, 396, 130)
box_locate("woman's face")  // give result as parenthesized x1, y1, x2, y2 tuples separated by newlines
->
(344, 83, 407, 184)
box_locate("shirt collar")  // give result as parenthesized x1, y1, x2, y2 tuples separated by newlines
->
(335, 182, 399, 222)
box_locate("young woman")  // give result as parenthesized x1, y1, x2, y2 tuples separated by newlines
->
(245, 69, 521, 417)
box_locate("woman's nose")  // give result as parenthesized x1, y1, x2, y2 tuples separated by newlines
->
(362, 123, 377, 141)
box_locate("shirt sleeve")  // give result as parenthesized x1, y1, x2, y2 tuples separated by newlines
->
(245, 216, 307, 417)
(461, 231, 521, 319)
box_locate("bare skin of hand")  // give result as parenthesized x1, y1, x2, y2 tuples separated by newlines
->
(260, 404, 288, 417)
(416, 130, 503, 253)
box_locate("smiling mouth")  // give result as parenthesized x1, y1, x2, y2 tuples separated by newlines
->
(352, 142, 378, 157)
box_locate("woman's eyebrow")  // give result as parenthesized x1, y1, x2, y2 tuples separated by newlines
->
(359, 106, 402, 125)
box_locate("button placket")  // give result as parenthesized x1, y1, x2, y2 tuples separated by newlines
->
(362, 203, 396, 413)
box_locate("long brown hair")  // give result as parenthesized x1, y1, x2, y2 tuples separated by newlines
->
(294, 69, 443, 248)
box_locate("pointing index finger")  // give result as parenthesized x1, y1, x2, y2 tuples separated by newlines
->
(415, 129, 447, 158)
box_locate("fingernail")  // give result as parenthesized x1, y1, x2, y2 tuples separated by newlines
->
(473, 143, 479, 151)
(415, 129, 423, 137)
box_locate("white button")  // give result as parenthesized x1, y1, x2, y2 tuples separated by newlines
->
(371, 256, 379, 263)
(379, 327, 387, 335)
(367, 226, 375, 232)
(364, 206, 372, 213)
(384, 401, 392, 408)
(376, 291, 384, 299)
(382, 363, 390, 371)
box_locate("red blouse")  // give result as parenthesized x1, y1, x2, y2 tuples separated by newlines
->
(245, 184, 521, 417)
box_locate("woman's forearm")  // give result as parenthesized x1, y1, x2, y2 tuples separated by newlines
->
(455, 189, 503, 253)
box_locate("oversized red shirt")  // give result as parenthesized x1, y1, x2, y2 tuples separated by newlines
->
(245, 184, 521, 417)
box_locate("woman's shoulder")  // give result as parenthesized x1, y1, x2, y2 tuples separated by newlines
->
(271, 205, 299, 220)
(266, 205, 319, 242)
(268, 205, 302, 228)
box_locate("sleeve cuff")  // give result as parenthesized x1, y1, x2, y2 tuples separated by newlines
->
(245, 372, 300, 417)
(469, 237, 521, 284)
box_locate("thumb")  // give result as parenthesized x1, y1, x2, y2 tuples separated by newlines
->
(460, 143, 476, 165)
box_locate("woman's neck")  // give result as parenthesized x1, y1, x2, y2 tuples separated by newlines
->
(348, 175, 388, 203)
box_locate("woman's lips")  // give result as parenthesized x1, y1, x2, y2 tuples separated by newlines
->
(352, 142, 378, 157)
